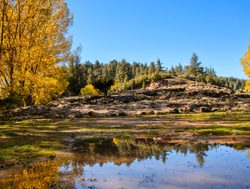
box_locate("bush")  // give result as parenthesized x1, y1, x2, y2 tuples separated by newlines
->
(0, 93, 22, 113)
(80, 84, 100, 96)
(110, 73, 168, 93)
(150, 72, 166, 82)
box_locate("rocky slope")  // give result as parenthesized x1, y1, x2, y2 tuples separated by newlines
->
(3, 78, 250, 119)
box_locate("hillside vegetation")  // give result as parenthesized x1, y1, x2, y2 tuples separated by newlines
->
(66, 53, 246, 98)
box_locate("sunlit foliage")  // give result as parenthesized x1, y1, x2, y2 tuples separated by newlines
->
(241, 45, 250, 91)
(80, 84, 99, 96)
(0, 0, 72, 106)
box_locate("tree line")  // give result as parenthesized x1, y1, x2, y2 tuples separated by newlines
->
(66, 52, 246, 96)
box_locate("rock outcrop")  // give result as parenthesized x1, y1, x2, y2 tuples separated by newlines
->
(3, 78, 250, 119)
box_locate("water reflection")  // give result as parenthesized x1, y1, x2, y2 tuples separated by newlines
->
(72, 138, 214, 167)
(0, 138, 249, 189)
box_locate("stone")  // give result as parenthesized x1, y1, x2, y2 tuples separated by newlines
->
(169, 108, 179, 114)
(147, 111, 155, 115)
(198, 106, 212, 113)
(118, 112, 127, 116)
(139, 112, 147, 116)
(88, 111, 95, 117)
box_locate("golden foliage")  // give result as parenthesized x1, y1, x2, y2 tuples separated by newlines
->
(0, 0, 72, 105)
(80, 84, 100, 96)
(113, 137, 120, 145)
(245, 80, 250, 92)
(241, 45, 250, 91)
(0, 158, 77, 189)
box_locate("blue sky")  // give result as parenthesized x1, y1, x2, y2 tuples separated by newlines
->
(66, 0, 250, 79)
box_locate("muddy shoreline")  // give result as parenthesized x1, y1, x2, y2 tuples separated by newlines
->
(1, 112, 250, 181)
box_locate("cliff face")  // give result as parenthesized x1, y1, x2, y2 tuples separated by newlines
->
(4, 78, 250, 119)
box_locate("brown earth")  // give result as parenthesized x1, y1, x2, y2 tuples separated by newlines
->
(3, 78, 250, 119)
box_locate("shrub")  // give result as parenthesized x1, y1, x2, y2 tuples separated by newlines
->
(80, 84, 100, 96)
(0, 93, 22, 113)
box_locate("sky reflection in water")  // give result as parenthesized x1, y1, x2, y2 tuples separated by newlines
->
(1, 141, 250, 189)
(69, 146, 250, 189)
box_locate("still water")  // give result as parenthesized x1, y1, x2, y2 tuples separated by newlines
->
(1, 139, 250, 189)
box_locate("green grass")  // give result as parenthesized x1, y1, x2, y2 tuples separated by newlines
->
(0, 111, 250, 169)
(144, 111, 250, 122)
(115, 133, 132, 139)
(190, 126, 250, 135)
(0, 145, 56, 167)
(147, 131, 159, 137)
(234, 122, 250, 127)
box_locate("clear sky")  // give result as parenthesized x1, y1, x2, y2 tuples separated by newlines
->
(66, 0, 250, 79)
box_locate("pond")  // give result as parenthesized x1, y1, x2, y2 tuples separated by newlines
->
(0, 138, 249, 189)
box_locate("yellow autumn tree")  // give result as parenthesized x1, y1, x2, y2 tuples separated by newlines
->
(0, 0, 72, 106)
(241, 45, 250, 91)
(80, 84, 100, 96)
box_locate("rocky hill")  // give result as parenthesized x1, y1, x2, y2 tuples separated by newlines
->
(3, 78, 250, 119)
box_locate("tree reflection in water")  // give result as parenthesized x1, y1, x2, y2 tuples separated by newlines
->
(0, 138, 243, 189)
